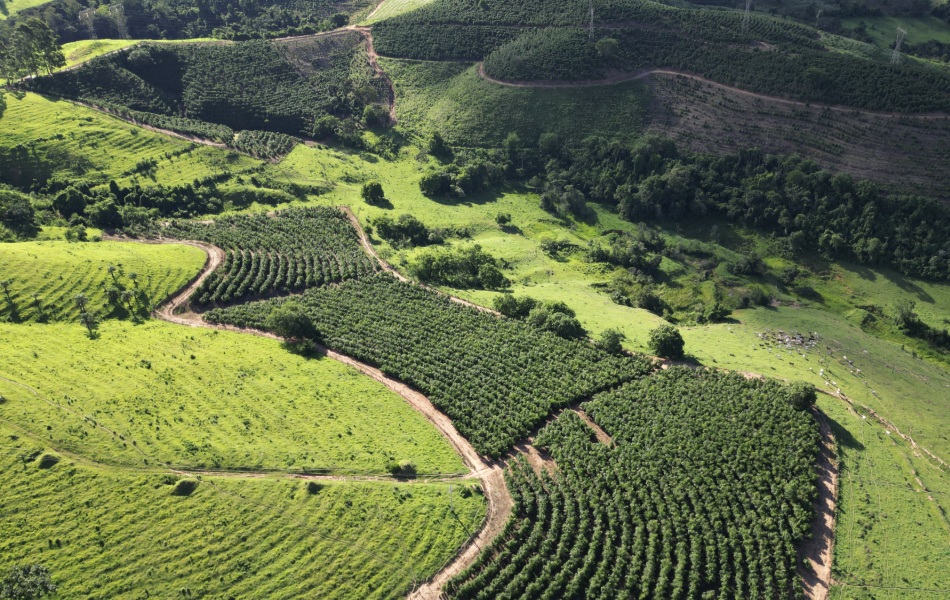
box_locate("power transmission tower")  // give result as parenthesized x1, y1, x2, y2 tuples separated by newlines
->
(891, 27, 906, 64)
(741, 0, 751, 32)
(589, 0, 595, 41)
(79, 8, 97, 39)
(109, 5, 128, 40)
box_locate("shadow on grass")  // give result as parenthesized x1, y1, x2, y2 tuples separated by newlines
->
(825, 412, 865, 452)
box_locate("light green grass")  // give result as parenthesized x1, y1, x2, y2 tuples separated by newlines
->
(820, 395, 950, 598)
(60, 39, 140, 69)
(0, 319, 467, 474)
(0, 0, 49, 19)
(0, 239, 205, 323)
(362, 0, 440, 23)
(379, 58, 650, 147)
(0, 91, 262, 190)
(841, 15, 950, 48)
(0, 421, 485, 599)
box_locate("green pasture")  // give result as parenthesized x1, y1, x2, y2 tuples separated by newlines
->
(60, 40, 140, 69)
(379, 58, 650, 147)
(820, 395, 950, 598)
(0, 239, 205, 323)
(0, 0, 49, 18)
(0, 91, 262, 190)
(362, 0, 439, 23)
(0, 319, 467, 474)
(841, 15, 950, 48)
(0, 422, 485, 599)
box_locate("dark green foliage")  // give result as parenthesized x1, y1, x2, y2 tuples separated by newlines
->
(892, 300, 950, 351)
(361, 181, 385, 205)
(784, 381, 817, 411)
(0, 189, 35, 229)
(0, 564, 57, 600)
(597, 328, 625, 354)
(10, 0, 369, 44)
(494, 212, 511, 226)
(483, 28, 601, 81)
(265, 301, 318, 340)
(519, 137, 950, 281)
(35, 453, 60, 469)
(0, 18, 65, 80)
(447, 368, 819, 599)
(526, 306, 584, 339)
(24, 34, 379, 137)
(648, 323, 685, 359)
(205, 276, 655, 457)
(172, 479, 198, 496)
(372, 23, 526, 61)
(306, 481, 323, 494)
(231, 131, 300, 159)
(492, 294, 538, 319)
(408, 245, 508, 289)
(148, 207, 378, 305)
(373, 214, 432, 247)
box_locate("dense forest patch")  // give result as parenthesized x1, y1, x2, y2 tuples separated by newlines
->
(23, 32, 384, 137)
(448, 368, 820, 600)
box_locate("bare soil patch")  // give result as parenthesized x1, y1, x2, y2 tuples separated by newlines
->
(798, 410, 838, 600)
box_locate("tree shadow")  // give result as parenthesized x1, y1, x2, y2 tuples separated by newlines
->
(369, 197, 395, 210)
(878, 268, 935, 304)
(825, 413, 864, 451)
(500, 224, 523, 235)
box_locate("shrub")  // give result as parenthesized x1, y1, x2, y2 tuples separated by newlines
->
(478, 263, 508, 289)
(597, 328, 626, 355)
(361, 181, 385, 205)
(172, 479, 198, 496)
(35, 453, 60, 469)
(648, 324, 685, 360)
(493, 294, 538, 319)
(0, 564, 57, 600)
(495, 212, 512, 225)
(784, 381, 817, 411)
(265, 301, 317, 340)
(527, 306, 584, 339)
(306, 481, 322, 494)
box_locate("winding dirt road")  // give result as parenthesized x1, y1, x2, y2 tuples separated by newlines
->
(105, 226, 511, 600)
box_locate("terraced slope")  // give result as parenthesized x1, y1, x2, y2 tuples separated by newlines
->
(0, 240, 206, 323)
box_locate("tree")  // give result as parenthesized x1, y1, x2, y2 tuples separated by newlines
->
(493, 294, 537, 318)
(419, 171, 450, 196)
(78, 311, 98, 337)
(107, 265, 118, 284)
(495, 212, 511, 226)
(648, 324, 685, 360)
(73, 293, 89, 313)
(3, 19, 65, 78)
(893, 299, 917, 328)
(121, 289, 135, 313)
(105, 286, 120, 304)
(478, 263, 508, 289)
(595, 37, 618, 58)
(427, 131, 450, 157)
(30, 293, 41, 309)
(598, 328, 626, 355)
(0, 279, 11, 301)
(265, 301, 317, 340)
(128, 272, 138, 287)
(784, 381, 816, 411)
(0, 564, 57, 600)
(361, 181, 385, 205)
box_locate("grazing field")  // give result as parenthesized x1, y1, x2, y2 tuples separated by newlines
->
(0, 422, 485, 600)
(362, 0, 440, 23)
(820, 395, 950, 597)
(379, 59, 649, 147)
(0, 0, 48, 18)
(0, 240, 206, 322)
(60, 40, 141, 69)
(0, 320, 467, 474)
(0, 91, 263, 191)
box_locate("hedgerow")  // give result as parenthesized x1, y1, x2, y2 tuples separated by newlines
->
(150, 207, 378, 304)
(231, 130, 301, 159)
(205, 275, 655, 456)
(447, 368, 820, 599)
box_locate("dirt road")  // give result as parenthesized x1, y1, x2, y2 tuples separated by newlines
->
(798, 412, 838, 600)
(107, 228, 512, 600)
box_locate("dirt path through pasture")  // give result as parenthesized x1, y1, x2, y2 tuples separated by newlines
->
(798, 411, 838, 600)
(108, 228, 512, 600)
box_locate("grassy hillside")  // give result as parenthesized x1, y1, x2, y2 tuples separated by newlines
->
(841, 15, 950, 47)
(0, 319, 468, 474)
(0, 0, 48, 18)
(0, 91, 262, 191)
(362, 0, 440, 23)
(820, 395, 950, 597)
(0, 239, 206, 323)
(380, 59, 649, 147)
(0, 422, 485, 599)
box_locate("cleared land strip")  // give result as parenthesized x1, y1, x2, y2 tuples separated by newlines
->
(476, 64, 950, 120)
